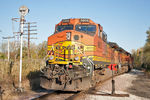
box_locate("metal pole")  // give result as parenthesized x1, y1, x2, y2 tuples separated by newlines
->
(19, 16, 24, 90)
(111, 65, 115, 94)
(17, 5, 29, 92)
(28, 22, 30, 59)
(8, 39, 10, 62)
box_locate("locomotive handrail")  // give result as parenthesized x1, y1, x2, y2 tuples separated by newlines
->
(75, 44, 94, 65)
(75, 43, 94, 75)
(40, 44, 55, 73)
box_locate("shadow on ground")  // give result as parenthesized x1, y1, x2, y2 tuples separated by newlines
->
(127, 71, 150, 99)
(27, 70, 48, 92)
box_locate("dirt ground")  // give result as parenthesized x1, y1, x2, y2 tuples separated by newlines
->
(83, 69, 150, 100)
(1, 69, 150, 100)
(127, 70, 150, 99)
(0, 77, 46, 100)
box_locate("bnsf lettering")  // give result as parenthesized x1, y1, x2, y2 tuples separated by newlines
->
(55, 45, 75, 50)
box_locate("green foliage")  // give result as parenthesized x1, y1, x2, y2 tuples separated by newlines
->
(37, 41, 47, 59)
(131, 27, 150, 70)
(30, 43, 38, 59)
(0, 52, 6, 59)
(143, 28, 150, 70)
(131, 49, 143, 68)
(146, 28, 150, 43)
(22, 46, 28, 59)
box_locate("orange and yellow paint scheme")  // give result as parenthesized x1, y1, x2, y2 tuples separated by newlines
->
(47, 18, 132, 68)
(40, 18, 132, 91)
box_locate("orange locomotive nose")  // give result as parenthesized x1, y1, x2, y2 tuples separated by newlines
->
(48, 31, 67, 46)
(48, 29, 77, 46)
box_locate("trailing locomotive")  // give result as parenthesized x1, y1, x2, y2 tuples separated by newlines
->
(40, 18, 133, 91)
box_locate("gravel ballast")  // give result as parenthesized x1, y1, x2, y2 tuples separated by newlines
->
(83, 69, 150, 100)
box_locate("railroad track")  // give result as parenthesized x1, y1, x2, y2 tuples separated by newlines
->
(31, 91, 56, 100)
(66, 71, 127, 100)
(31, 70, 127, 100)
(31, 90, 79, 100)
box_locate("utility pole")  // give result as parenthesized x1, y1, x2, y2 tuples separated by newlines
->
(2, 36, 14, 62)
(23, 22, 37, 59)
(12, 18, 20, 50)
(18, 6, 29, 92)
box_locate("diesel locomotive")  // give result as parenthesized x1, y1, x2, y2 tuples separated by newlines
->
(40, 18, 133, 91)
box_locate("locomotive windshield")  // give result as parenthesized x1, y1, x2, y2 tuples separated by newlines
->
(55, 25, 73, 33)
(75, 25, 96, 36)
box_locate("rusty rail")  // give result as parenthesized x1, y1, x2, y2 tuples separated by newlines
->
(30, 91, 57, 100)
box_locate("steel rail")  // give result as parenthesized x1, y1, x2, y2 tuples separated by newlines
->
(30, 91, 57, 100)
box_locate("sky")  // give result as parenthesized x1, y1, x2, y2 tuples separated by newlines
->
(0, 0, 150, 52)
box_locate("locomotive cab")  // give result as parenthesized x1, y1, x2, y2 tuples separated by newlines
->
(47, 18, 98, 66)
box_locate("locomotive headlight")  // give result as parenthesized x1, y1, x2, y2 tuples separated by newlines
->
(87, 67, 90, 69)
(74, 56, 79, 61)
(49, 55, 54, 60)
(66, 32, 71, 40)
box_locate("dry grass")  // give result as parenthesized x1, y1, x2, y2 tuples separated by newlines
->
(0, 59, 45, 100)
